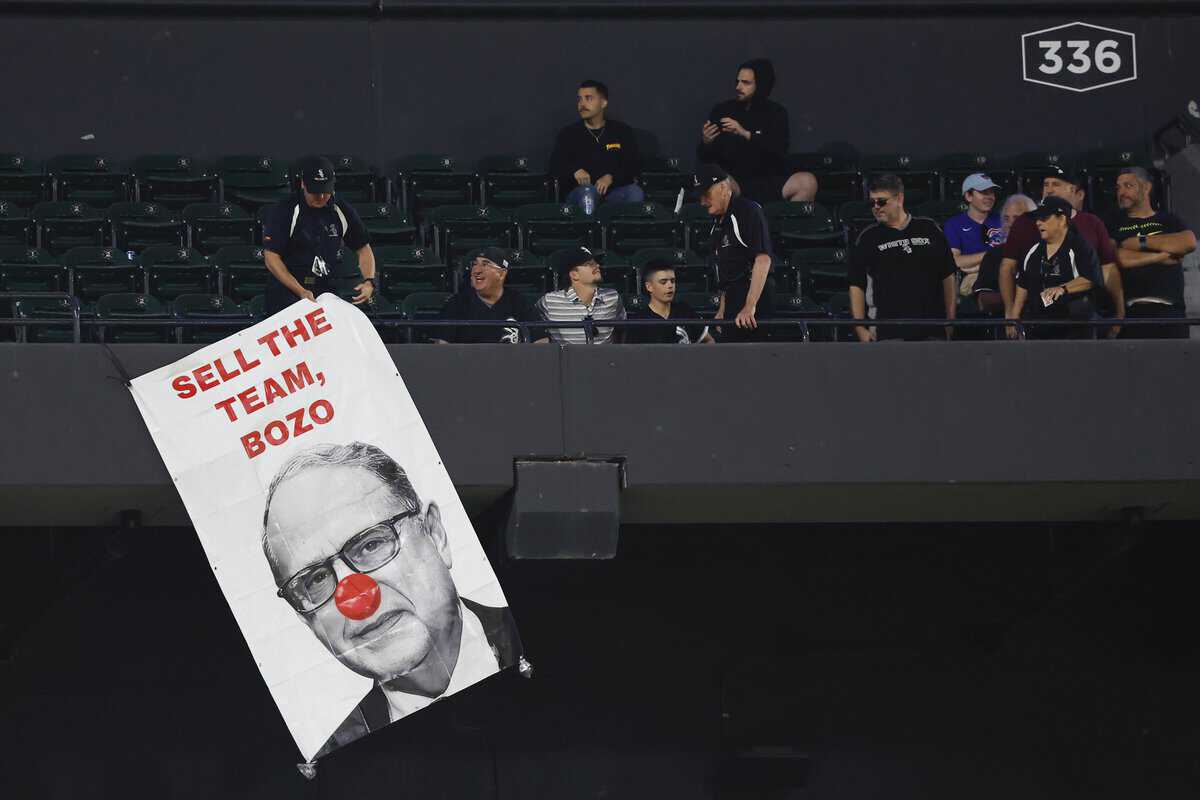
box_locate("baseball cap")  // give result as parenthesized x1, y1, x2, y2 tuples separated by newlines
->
(1045, 165, 1085, 189)
(549, 246, 600, 276)
(961, 172, 1000, 195)
(474, 246, 510, 269)
(1032, 195, 1074, 220)
(302, 156, 336, 194)
(690, 163, 729, 197)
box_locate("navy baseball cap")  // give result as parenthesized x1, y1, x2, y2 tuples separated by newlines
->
(690, 163, 729, 197)
(302, 157, 336, 194)
(1032, 195, 1074, 220)
(474, 246, 510, 269)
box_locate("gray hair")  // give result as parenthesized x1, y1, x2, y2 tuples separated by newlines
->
(261, 442, 421, 576)
(1118, 166, 1153, 184)
(1003, 193, 1037, 215)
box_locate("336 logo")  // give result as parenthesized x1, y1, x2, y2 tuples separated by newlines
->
(1022, 22, 1136, 92)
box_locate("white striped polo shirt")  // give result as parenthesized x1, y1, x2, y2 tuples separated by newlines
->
(535, 286, 626, 344)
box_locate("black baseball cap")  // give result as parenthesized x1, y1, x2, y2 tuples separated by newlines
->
(1032, 195, 1074, 220)
(474, 246, 510, 269)
(549, 246, 600, 276)
(690, 163, 729, 197)
(302, 156, 336, 194)
(1045, 165, 1084, 189)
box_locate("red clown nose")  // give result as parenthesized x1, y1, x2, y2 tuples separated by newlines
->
(334, 573, 381, 620)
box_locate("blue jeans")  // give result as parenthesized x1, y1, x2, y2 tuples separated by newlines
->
(566, 183, 645, 212)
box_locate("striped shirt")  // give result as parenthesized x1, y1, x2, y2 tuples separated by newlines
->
(535, 286, 626, 344)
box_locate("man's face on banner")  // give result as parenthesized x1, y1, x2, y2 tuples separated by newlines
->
(265, 466, 459, 684)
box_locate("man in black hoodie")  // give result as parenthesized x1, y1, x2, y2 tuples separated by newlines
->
(697, 59, 817, 205)
(549, 80, 644, 213)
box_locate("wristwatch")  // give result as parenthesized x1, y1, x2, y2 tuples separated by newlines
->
(1138, 233, 1149, 251)
(361, 276, 377, 286)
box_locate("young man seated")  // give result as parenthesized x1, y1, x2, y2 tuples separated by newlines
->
(623, 259, 712, 344)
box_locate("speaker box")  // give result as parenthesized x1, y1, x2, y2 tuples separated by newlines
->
(505, 459, 621, 559)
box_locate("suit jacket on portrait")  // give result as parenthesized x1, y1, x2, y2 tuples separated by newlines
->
(316, 598, 522, 757)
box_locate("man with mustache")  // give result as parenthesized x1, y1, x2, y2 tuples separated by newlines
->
(262, 441, 521, 755)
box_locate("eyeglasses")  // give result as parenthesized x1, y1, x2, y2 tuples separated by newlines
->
(276, 509, 418, 614)
(868, 197, 892, 208)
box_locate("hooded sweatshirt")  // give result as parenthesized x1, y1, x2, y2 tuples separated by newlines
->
(696, 58, 790, 182)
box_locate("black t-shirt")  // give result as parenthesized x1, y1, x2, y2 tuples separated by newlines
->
(1016, 229, 1102, 296)
(624, 301, 707, 343)
(848, 216, 956, 321)
(713, 196, 774, 290)
(974, 247, 1004, 295)
(262, 194, 370, 278)
(1108, 210, 1189, 306)
(437, 289, 536, 343)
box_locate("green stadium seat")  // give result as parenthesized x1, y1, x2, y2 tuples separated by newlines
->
(862, 154, 939, 206)
(769, 293, 830, 342)
(32, 201, 108, 254)
(183, 202, 256, 253)
(140, 245, 214, 299)
(318, 154, 384, 203)
(679, 203, 717, 256)
(395, 155, 477, 223)
(172, 293, 253, 344)
(0, 200, 33, 246)
(107, 201, 187, 251)
(94, 292, 171, 343)
(360, 293, 406, 343)
(62, 246, 141, 305)
(243, 294, 266, 320)
(375, 245, 450, 301)
(12, 294, 79, 343)
(676, 290, 721, 318)
(911, 198, 968, 226)
(478, 155, 553, 209)
(594, 250, 638, 295)
(47, 154, 132, 205)
(211, 244, 269, 302)
(936, 153, 1016, 200)
(763, 201, 842, 252)
(598, 201, 684, 256)
(350, 202, 417, 245)
(0, 246, 67, 294)
(638, 156, 690, 207)
(836, 200, 877, 245)
(786, 152, 863, 205)
(423, 204, 516, 263)
(0, 153, 52, 209)
(514, 202, 599, 256)
(131, 154, 220, 209)
(217, 154, 291, 212)
(789, 246, 850, 301)
(400, 291, 453, 343)
(629, 246, 712, 293)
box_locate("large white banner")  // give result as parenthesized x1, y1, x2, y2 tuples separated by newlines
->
(129, 295, 521, 762)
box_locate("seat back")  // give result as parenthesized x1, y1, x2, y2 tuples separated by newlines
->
(515, 202, 599, 255)
(478, 155, 553, 209)
(62, 246, 141, 303)
(0, 200, 33, 246)
(140, 245, 213, 299)
(0, 245, 67, 293)
(212, 244, 269, 301)
(0, 153, 52, 209)
(48, 154, 132, 205)
(107, 201, 187, 251)
(32, 201, 108, 254)
(12, 295, 79, 343)
(95, 292, 171, 343)
(133, 154, 220, 208)
(183, 202, 257, 252)
(172, 293, 253, 343)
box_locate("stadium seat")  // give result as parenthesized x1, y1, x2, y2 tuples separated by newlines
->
(936, 153, 1016, 199)
(638, 156, 690, 207)
(477, 155, 553, 209)
(400, 291, 453, 343)
(47, 154, 132, 205)
(395, 155, 477, 222)
(94, 292, 171, 343)
(183, 202, 256, 253)
(822, 290, 858, 341)
(836, 200, 877, 245)
(242, 294, 266, 320)
(375, 245, 450, 301)
(0, 200, 33, 246)
(317, 155, 384, 203)
(514, 202, 599, 256)
(763, 201, 842, 252)
(593, 250, 638, 295)
(107, 201, 187, 251)
(769, 292, 830, 342)
(172, 293, 253, 344)
(361, 293, 407, 344)
(911, 198, 968, 226)
(862, 154, 939, 205)
(32, 201, 108, 254)
(679, 203, 717, 256)
(211, 244, 269, 302)
(131, 154, 220, 209)
(789, 246, 849, 301)
(350, 202, 417, 245)
(0, 246, 67, 294)
(597, 201, 684, 256)
(423, 204, 516, 263)
(786, 152, 864, 205)
(676, 290, 720, 318)
(62, 246, 141, 305)
(0, 153, 52, 209)
(140, 245, 214, 299)
(629, 247, 712, 292)
(217, 154, 291, 212)
(11, 294, 79, 343)
(1015, 152, 1070, 201)
(1083, 149, 1167, 215)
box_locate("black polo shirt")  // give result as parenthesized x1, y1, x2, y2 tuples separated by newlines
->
(262, 194, 370, 280)
(1016, 229, 1102, 296)
(437, 289, 536, 343)
(713, 196, 773, 291)
(1108, 210, 1190, 307)
(624, 301, 707, 343)
(849, 216, 956, 336)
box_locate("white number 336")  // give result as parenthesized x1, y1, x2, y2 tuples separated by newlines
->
(1039, 39, 1122, 75)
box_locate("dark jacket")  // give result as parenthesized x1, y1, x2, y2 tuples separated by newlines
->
(549, 118, 641, 192)
(316, 598, 523, 757)
(697, 58, 789, 181)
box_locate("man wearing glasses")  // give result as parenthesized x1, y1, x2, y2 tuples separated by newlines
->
(848, 174, 958, 342)
(261, 441, 521, 755)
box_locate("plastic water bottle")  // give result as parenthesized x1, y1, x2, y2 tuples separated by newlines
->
(583, 191, 595, 217)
